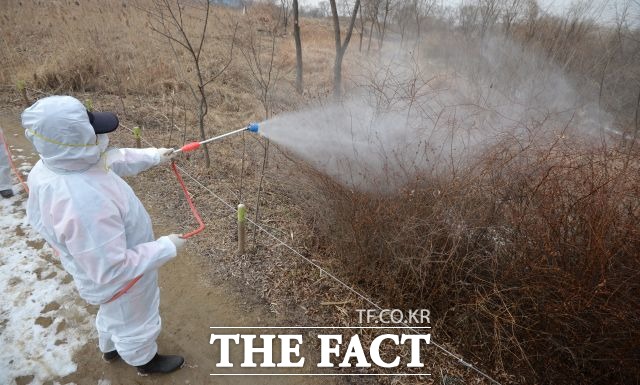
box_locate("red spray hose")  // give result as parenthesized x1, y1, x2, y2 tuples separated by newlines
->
(106, 275, 143, 303)
(0, 130, 29, 194)
(106, 160, 205, 304)
(170, 160, 205, 238)
(79, 125, 258, 304)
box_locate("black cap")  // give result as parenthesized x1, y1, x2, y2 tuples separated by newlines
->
(87, 110, 119, 134)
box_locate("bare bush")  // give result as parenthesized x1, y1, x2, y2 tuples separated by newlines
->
(301, 112, 640, 385)
(277, 35, 640, 383)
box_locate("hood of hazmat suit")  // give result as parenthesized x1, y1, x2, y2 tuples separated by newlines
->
(22, 96, 177, 305)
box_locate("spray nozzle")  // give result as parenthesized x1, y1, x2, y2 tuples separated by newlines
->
(247, 123, 259, 133)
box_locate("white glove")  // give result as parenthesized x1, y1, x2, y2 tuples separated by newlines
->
(167, 234, 186, 252)
(157, 148, 176, 164)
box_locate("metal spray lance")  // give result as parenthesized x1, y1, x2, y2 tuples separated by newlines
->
(173, 123, 260, 154)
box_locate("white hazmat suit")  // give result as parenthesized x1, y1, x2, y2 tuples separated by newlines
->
(0, 127, 13, 192)
(23, 96, 177, 366)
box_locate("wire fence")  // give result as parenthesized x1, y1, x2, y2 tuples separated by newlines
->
(119, 121, 503, 384)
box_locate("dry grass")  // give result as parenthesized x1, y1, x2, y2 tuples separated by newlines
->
(2, 1, 640, 384)
(0, 0, 337, 103)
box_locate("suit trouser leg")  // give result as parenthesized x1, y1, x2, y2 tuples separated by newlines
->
(95, 272, 161, 366)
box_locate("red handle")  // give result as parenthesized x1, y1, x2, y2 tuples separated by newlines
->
(179, 142, 201, 153)
(171, 161, 205, 238)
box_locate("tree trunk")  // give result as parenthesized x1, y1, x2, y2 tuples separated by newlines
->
(379, 0, 390, 50)
(198, 100, 211, 168)
(415, 9, 421, 41)
(367, 20, 374, 53)
(635, 86, 640, 139)
(329, 0, 360, 99)
(196, 68, 211, 167)
(330, 0, 342, 98)
(358, 6, 364, 52)
(333, 51, 344, 99)
(282, 3, 288, 34)
(293, 0, 303, 94)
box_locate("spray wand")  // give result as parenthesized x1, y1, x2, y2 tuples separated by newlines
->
(171, 123, 260, 239)
(173, 123, 259, 154)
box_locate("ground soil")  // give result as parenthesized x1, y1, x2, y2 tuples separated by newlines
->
(0, 111, 337, 385)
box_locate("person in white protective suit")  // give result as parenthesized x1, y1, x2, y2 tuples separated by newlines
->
(22, 95, 186, 375)
(0, 127, 15, 198)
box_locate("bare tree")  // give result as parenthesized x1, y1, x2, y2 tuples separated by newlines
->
(293, 0, 303, 93)
(501, 0, 522, 35)
(525, 0, 539, 41)
(478, 0, 501, 38)
(358, 0, 367, 51)
(240, 30, 282, 119)
(329, 0, 361, 98)
(378, 0, 392, 50)
(280, 0, 291, 33)
(319, 1, 330, 17)
(148, 0, 237, 168)
(238, 17, 284, 244)
(361, 0, 394, 52)
(459, 3, 479, 37)
(414, 0, 436, 42)
(393, 1, 413, 46)
(362, 0, 381, 53)
(611, 0, 631, 55)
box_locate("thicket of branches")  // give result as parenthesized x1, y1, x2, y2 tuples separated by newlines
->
(299, 58, 639, 385)
(310, 139, 639, 383)
(2, 0, 639, 383)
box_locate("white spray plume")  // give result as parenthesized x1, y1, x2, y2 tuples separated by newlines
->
(259, 35, 611, 192)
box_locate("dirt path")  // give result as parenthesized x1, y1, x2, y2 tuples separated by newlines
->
(0, 113, 337, 385)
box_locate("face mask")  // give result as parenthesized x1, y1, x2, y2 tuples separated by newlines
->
(97, 134, 110, 152)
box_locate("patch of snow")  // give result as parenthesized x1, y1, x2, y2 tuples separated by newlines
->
(19, 159, 32, 170)
(0, 194, 95, 385)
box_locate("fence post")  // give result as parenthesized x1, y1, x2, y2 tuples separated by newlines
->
(133, 126, 142, 148)
(16, 80, 30, 107)
(238, 203, 246, 255)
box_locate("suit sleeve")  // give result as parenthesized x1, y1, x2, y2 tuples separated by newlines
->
(52, 194, 176, 287)
(104, 148, 161, 177)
